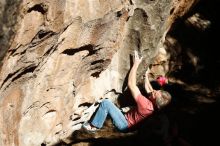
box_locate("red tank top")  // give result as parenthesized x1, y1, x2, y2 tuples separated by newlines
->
(125, 94, 154, 128)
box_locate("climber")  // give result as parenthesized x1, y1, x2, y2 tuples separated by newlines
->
(82, 50, 172, 133)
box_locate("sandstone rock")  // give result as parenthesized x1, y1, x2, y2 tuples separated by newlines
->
(0, 0, 198, 145)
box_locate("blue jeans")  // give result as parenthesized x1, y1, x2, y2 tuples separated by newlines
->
(91, 99, 128, 131)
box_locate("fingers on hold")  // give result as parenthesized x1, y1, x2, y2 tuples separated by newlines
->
(134, 50, 138, 57)
(134, 51, 137, 57)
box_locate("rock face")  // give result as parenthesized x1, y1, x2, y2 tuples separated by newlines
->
(0, 0, 197, 146)
(0, 0, 21, 63)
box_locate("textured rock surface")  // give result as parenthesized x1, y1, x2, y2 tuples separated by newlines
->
(0, 0, 198, 146)
(0, 0, 21, 63)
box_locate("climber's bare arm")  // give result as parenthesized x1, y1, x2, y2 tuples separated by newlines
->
(128, 50, 143, 100)
(144, 67, 154, 93)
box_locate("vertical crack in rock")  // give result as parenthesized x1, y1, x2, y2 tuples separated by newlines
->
(129, 0, 134, 5)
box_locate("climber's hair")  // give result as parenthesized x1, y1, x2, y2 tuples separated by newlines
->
(155, 90, 172, 109)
